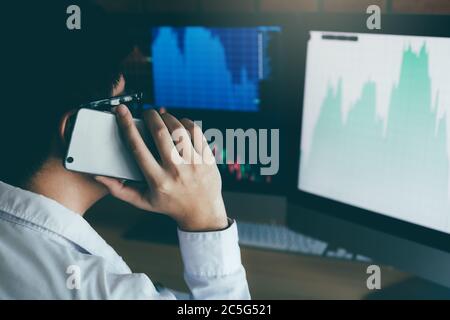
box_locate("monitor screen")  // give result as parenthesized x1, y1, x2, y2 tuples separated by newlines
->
(121, 23, 286, 194)
(298, 31, 450, 235)
(150, 26, 281, 111)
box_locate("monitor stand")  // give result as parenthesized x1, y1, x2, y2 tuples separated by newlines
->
(223, 191, 287, 225)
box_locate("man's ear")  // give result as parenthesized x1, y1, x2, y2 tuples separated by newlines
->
(59, 109, 78, 146)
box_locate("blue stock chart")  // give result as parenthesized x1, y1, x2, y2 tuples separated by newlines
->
(151, 26, 281, 111)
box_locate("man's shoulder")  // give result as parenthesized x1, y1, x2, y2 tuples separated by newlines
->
(0, 213, 113, 299)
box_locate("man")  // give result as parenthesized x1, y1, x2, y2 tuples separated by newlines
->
(0, 1, 250, 299)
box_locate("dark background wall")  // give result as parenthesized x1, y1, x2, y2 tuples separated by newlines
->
(95, 0, 450, 15)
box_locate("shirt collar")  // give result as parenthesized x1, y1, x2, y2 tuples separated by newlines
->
(0, 180, 119, 261)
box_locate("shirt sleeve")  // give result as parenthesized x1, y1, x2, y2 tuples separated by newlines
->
(177, 220, 251, 300)
(79, 220, 250, 300)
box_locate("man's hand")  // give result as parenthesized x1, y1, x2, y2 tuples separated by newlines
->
(95, 105, 229, 232)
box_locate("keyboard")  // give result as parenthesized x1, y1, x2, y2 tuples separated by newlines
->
(237, 221, 371, 261)
(237, 221, 328, 255)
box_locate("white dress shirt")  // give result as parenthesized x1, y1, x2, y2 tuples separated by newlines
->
(0, 181, 250, 300)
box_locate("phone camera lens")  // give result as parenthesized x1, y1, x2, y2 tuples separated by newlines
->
(67, 157, 74, 163)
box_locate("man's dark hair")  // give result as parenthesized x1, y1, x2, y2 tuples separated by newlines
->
(1, 1, 133, 186)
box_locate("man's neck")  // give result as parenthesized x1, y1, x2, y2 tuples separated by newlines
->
(26, 157, 107, 215)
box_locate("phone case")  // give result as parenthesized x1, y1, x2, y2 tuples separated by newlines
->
(64, 108, 151, 181)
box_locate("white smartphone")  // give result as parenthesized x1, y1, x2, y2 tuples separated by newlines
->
(64, 108, 152, 181)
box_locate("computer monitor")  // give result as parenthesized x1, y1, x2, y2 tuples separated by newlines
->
(111, 14, 297, 228)
(150, 25, 285, 192)
(288, 14, 450, 288)
(122, 16, 290, 200)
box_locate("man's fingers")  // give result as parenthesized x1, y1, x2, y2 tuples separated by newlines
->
(180, 118, 215, 162)
(160, 113, 195, 162)
(94, 176, 154, 211)
(142, 109, 182, 165)
(115, 105, 162, 183)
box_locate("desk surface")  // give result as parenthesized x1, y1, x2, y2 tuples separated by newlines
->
(87, 198, 414, 299)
